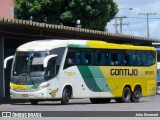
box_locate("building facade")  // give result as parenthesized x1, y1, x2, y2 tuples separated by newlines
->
(0, 0, 14, 19)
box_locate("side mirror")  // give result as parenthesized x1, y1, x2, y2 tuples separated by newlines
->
(43, 55, 57, 68)
(4, 55, 14, 68)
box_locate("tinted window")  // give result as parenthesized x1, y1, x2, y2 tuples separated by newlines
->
(63, 48, 156, 69)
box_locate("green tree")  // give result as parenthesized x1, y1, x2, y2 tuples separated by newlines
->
(14, 0, 118, 31)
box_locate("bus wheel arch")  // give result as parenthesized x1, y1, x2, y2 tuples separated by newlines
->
(131, 85, 142, 102)
(61, 85, 72, 105)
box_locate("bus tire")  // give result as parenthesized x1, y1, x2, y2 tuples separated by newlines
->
(30, 100, 38, 105)
(122, 86, 131, 103)
(61, 88, 71, 105)
(131, 87, 141, 102)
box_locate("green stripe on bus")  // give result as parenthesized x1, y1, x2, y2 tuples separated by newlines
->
(68, 44, 90, 48)
(88, 66, 112, 92)
(88, 66, 104, 78)
(77, 66, 102, 92)
(30, 84, 40, 89)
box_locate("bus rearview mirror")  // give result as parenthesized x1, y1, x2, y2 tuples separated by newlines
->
(4, 55, 14, 69)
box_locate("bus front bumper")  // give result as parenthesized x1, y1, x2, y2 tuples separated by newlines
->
(10, 88, 48, 99)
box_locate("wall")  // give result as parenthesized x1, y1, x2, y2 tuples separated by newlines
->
(0, 0, 14, 19)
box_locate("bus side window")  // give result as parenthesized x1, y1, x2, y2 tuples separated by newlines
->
(127, 50, 135, 66)
(141, 51, 147, 66)
(75, 49, 80, 65)
(80, 49, 93, 65)
(80, 51, 87, 65)
(105, 52, 110, 65)
(135, 51, 147, 66)
(85, 52, 93, 65)
(64, 48, 75, 69)
(147, 51, 155, 66)
(91, 52, 95, 65)
(135, 52, 141, 66)
(117, 52, 125, 66)
(110, 50, 118, 66)
(95, 51, 98, 65)
(108, 51, 112, 65)
(95, 50, 102, 65)
(101, 51, 105, 65)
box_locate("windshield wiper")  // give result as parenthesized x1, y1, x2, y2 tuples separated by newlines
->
(17, 73, 35, 85)
(17, 73, 28, 84)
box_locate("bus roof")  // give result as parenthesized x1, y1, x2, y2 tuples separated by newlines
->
(17, 39, 86, 51)
(16, 39, 155, 51)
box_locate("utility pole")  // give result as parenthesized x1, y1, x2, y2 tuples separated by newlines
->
(119, 16, 129, 34)
(114, 17, 118, 34)
(113, 8, 133, 34)
(138, 12, 156, 37)
(113, 16, 129, 34)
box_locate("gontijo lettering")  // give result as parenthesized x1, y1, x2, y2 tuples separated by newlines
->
(110, 69, 138, 76)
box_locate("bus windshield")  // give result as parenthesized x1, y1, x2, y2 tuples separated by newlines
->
(11, 51, 49, 84)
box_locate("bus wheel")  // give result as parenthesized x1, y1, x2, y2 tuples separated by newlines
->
(122, 86, 131, 103)
(131, 87, 141, 102)
(30, 100, 38, 105)
(61, 88, 71, 105)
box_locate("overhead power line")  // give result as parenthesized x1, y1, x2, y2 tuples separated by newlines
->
(125, 17, 160, 19)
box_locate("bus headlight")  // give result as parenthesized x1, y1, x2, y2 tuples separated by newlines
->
(37, 83, 50, 90)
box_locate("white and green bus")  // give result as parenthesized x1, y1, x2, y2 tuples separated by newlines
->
(4, 40, 157, 105)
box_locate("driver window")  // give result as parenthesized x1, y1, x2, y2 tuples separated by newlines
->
(45, 58, 56, 80)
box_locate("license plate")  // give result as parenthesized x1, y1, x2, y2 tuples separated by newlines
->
(22, 94, 28, 97)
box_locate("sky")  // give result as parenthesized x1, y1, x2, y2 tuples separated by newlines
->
(107, 0, 160, 39)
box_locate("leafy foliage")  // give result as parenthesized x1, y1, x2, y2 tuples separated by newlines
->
(14, 0, 118, 31)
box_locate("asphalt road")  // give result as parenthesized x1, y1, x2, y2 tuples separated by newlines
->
(0, 95, 160, 119)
